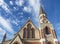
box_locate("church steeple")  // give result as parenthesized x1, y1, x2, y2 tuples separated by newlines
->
(39, 5, 59, 44)
(40, 5, 46, 14)
(39, 5, 49, 23)
(2, 33, 6, 43)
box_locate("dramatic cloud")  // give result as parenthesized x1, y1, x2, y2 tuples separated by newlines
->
(0, 16, 15, 33)
(0, 0, 11, 13)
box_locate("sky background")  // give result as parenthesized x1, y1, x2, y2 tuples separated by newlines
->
(0, 0, 60, 43)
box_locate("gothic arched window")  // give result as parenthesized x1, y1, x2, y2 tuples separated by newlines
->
(13, 41, 19, 44)
(23, 28, 26, 38)
(31, 29, 35, 38)
(45, 27, 50, 35)
(27, 24, 31, 38)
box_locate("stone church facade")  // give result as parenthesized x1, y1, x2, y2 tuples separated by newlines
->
(1, 6, 59, 44)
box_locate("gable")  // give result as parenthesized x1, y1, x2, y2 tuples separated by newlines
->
(17, 19, 40, 39)
(19, 19, 39, 32)
(10, 34, 22, 44)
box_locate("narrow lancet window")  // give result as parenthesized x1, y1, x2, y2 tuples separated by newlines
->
(27, 24, 31, 38)
(31, 29, 35, 38)
(45, 27, 49, 35)
(23, 28, 26, 38)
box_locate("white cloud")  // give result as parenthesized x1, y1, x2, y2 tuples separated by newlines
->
(9, 1, 13, 5)
(0, 0, 11, 13)
(12, 20, 19, 26)
(23, 6, 32, 12)
(0, 16, 15, 34)
(15, 0, 24, 6)
(13, 7, 17, 10)
(28, 0, 40, 14)
(7, 18, 20, 26)
(28, 0, 40, 23)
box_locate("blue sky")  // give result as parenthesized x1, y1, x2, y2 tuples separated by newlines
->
(0, 0, 60, 43)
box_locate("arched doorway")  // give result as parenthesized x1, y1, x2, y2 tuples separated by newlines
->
(13, 41, 20, 44)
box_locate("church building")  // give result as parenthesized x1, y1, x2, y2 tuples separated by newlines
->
(1, 5, 59, 44)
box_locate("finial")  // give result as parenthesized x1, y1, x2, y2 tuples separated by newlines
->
(28, 17, 30, 19)
(28, 17, 31, 22)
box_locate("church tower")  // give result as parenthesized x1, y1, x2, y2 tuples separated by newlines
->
(39, 5, 58, 44)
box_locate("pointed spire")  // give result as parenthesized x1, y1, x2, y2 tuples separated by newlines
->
(2, 33, 6, 42)
(39, 5, 49, 23)
(40, 5, 46, 14)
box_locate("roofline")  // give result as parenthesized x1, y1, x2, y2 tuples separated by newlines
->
(14, 19, 39, 35)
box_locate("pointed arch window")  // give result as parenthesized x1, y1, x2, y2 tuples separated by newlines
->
(31, 29, 35, 38)
(27, 24, 31, 38)
(23, 28, 26, 38)
(45, 27, 50, 35)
